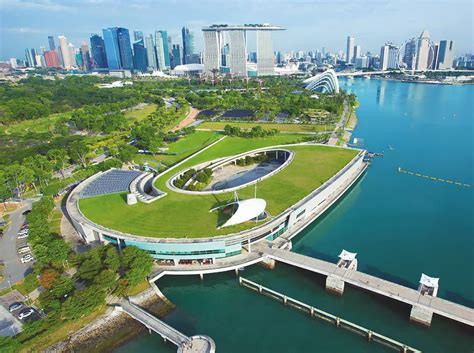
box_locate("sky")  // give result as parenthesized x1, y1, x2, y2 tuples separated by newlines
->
(0, 0, 472, 60)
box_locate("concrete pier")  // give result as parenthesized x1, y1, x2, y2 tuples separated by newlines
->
(254, 242, 474, 327)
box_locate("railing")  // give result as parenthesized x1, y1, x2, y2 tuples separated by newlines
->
(239, 277, 421, 353)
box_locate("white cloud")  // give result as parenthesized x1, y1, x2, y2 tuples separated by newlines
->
(7, 26, 45, 33)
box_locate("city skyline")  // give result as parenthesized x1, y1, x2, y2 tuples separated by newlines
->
(1, 0, 472, 60)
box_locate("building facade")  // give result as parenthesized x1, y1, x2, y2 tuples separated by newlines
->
(90, 34, 108, 69)
(437, 40, 454, 69)
(415, 30, 431, 71)
(346, 35, 355, 64)
(182, 27, 195, 64)
(102, 28, 121, 69)
(145, 34, 158, 71)
(58, 35, 74, 69)
(256, 30, 274, 75)
(133, 39, 148, 72)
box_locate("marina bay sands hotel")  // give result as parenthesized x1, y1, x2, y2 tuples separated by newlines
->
(202, 24, 285, 77)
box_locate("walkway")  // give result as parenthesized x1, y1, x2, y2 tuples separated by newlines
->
(255, 243, 474, 327)
(116, 299, 215, 353)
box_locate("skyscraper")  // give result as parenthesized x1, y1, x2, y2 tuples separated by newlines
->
(155, 30, 170, 69)
(387, 44, 399, 69)
(354, 45, 361, 62)
(44, 50, 60, 67)
(380, 45, 389, 70)
(25, 48, 35, 67)
(48, 36, 56, 51)
(256, 30, 274, 75)
(346, 35, 355, 64)
(228, 30, 247, 76)
(133, 30, 144, 42)
(117, 28, 133, 70)
(403, 38, 417, 70)
(81, 43, 92, 71)
(133, 39, 148, 72)
(437, 40, 454, 70)
(182, 27, 195, 64)
(58, 35, 74, 69)
(90, 34, 108, 68)
(203, 30, 221, 73)
(102, 28, 121, 69)
(145, 34, 158, 71)
(171, 44, 181, 69)
(415, 30, 430, 71)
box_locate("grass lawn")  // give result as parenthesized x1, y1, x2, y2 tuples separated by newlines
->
(0, 113, 68, 136)
(198, 121, 333, 133)
(133, 130, 222, 167)
(80, 135, 358, 238)
(48, 208, 63, 234)
(124, 104, 157, 121)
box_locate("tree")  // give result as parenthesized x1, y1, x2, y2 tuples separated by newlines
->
(23, 155, 53, 189)
(104, 246, 121, 272)
(70, 140, 90, 168)
(62, 286, 106, 320)
(4, 163, 34, 197)
(47, 148, 69, 178)
(94, 270, 117, 292)
(117, 144, 137, 163)
(50, 276, 75, 299)
(77, 255, 102, 281)
(39, 269, 59, 289)
(121, 246, 153, 287)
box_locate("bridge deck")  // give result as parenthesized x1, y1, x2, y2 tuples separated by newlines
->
(256, 244, 474, 326)
(118, 300, 190, 346)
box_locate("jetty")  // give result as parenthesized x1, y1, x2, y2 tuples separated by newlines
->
(239, 277, 421, 353)
(115, 299, 215, 353)
(254, 242, 474, 327)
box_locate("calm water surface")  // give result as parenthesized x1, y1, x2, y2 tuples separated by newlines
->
(115, 79, 474, 353)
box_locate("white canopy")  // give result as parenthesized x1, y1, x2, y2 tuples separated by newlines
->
(419, 274, 439, 288)
(338, 250, 357, 262)
(221, 198, 267, 228)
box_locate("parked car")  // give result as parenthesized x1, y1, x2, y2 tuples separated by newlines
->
(9, 302, 23, 312)
(18, 230, 29, 239)
(21, 254, 34, 263)
(18, 246, 30, 254)
(20, 223, 29, 230)
(22, 210, 31, 215)
(18, 308, 34, 320)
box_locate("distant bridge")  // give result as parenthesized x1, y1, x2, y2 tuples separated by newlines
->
(336, 71, 387, 77)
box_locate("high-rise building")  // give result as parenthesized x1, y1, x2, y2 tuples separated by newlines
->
(44, 50, 60, 67)
(203, 30, 222, 73)
(58, 35, 74, 69)
(171, 44, 181, 69)
(145, 34, 158, 71)
(203, 24, 283, 76)
(182, 27, 195, 64)
(346, 35, 355, 64)
(415, 30, 431, 71)
(102, 28, 121, 69)
(256, 30, 274, 75)
(437, 40, 454, 70)
(117, 28, 133, 70)
(228, 30, 247, 76)
(80, 43, 92, 71)
(133, 39, 148, 72)
(48, 36, 56, 51)
(275, 50, 282, 64)
(380, 45, 389, 70)
(387, 44, 398, 69)
(24, 48, 35, 67)
(90, 34, 108, 68)
(354, 45, 361, 62)
(403, 38, 417, 70)
(155, 30, 170, 69)
(356, 56, 369, 69)
(9, 58, 18, 69)
(133, 30, 144, 42)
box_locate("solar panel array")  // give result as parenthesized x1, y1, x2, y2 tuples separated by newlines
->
(80, 169, 142, 198)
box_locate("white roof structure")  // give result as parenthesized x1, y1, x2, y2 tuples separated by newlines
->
(419, 274, 439, 288)
(221, 198, 266, 228)
(338, 250, 357, 261)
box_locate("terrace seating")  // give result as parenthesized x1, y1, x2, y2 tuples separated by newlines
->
(129, 172, 166, 203)
(80, 169, 142, 198)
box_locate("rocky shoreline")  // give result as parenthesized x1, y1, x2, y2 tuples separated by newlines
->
(42, 288, 175, 353)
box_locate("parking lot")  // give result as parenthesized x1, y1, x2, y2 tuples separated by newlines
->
(0, 201, 35, 291)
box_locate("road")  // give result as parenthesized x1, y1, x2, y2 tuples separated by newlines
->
(328, 98, 349, 145)
(0, 201, 34, 290)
